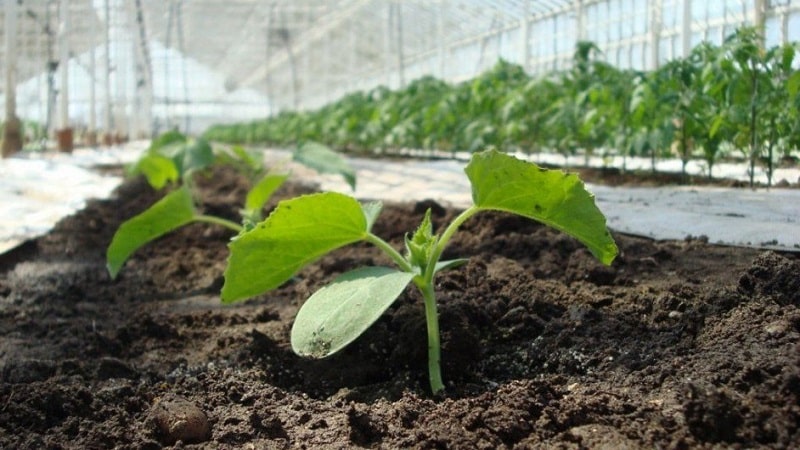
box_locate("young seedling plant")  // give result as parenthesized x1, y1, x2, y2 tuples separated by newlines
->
(106, 133, 355, 279)
(221, 149, 618, 394)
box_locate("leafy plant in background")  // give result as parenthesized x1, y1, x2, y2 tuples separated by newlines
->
(107, 133, 355, 278)
(221, 149, 618, 393)
(202, 28, 800, 184)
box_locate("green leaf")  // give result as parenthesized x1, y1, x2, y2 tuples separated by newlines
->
(149, 129, 187, 151)
(293, 141, 357, 190)
(787, 71, 800, 98)
(177, 138, 214, 176)
(361, 201, 383, 231)
(405, 208, 436, 270)
(465, 149, 618, 265)
(222, 192, 368, 303)
(106, 187, 196, 278)
(291, 267, 414, 358)
(130, 153, 179, 189)
(245, 173, 289, 212)
(433, 258, 469, 274)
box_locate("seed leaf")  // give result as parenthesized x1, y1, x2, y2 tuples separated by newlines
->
(222, 192, 368, 303)
(433, 258, 469, 274)
(245, 173, 289, 212)
(294, 141, 356, 190)
(465, 149, 618, 265)
(291, 267, 414, 358)
(130, 153, 179, 189)
(361, 201, 383, 231)
(107, 186, 196, 278)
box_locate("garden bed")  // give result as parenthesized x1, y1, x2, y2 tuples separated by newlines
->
(1, 166, 798, 448)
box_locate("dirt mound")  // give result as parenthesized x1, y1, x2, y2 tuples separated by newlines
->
(1, 167, 798, 448)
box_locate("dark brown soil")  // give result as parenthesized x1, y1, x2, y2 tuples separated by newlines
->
(1, 166, 799, 449)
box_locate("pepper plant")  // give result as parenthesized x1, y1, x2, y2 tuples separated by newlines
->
(106, 134, 355, 278)
(221, 149, 618, 393)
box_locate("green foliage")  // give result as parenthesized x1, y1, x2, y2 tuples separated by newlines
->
(465, 150, 617, 265)
(222, 192, 369, 302)
(106, 187, 197, 278)
(294, 141, 357, 190)
(107, 132, 356, 279)
(291, 267, 415, 358)
(129, 131, 213, 189)
(205, 28, 799, 184)
(222, 149, 617, 393)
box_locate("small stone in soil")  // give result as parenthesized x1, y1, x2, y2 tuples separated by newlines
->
(149, 394, 211, 445)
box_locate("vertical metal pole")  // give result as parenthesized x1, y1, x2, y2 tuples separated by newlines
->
(57, 0, 72, 151)
(519, 0, 530, 71)
(349, 16, 357, 91)
(176, 0, 190, 132)
(164, 0, 174, 129)
(649, 0, 662, 70)
(395, 2, 405, 89)
(103, 0, 113, 141)
(384, 1, 392, 87)
(753, 0, 767, 49)
(2, 0, 21, 156)
(780, 8, 788, 45)
(88, 10, 97, 146)
(438, 1, 447, 78)
(574, 0, 585, 42)
(681, 0, 692, 58)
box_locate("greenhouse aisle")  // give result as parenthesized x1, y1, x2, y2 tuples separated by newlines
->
(284, 151, 800, 252)
(0, 143, 798, 256)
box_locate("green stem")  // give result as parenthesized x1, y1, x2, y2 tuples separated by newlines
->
(194, 214, 244, 233)
(423, 206, 480, 282)
(416, 205, 481, 394)
(419, 282, 444, 393)
(365, 233, 414, 273)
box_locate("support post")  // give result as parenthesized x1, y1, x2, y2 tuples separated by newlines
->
(57, 0, 73, 152)
(87, 9, 97, 147)
(681, 0, 692, 59)
(649, 0, 662, 70)
(103, 0, 113, 145)
(395, 2, 405, 89)
(2, 0, 22, 157)
(519, 0, 530, 71)
(574, 0, 585, 42)
(753, 0, 767, 50)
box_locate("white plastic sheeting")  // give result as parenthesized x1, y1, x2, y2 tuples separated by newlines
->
(1, 143, 798, 257)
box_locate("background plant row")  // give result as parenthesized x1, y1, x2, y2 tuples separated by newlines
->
(204, 27, 800, 186)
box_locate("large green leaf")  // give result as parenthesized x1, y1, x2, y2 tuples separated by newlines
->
(107, 187, 196, 278)
(293, 141, 357, 190)
(465, 149, 618, 265)
(291, 267, 414, 358)
(222, 192, 368, 303)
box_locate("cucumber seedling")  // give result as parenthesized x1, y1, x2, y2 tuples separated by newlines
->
(221, 149, 618, 394)
(106, 134, 355, 278)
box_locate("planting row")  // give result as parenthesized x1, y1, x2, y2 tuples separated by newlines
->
(204, 27, 800, 187)
(107, 132, 616, 393)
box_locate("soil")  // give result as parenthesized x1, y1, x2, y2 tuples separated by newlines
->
(1, 165, 799, 449)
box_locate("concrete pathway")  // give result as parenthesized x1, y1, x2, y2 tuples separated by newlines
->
(0, 143, 798, 256)
(286, 152, 800, 251)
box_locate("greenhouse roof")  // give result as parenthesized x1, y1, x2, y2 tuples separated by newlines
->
(3, 0, 799, 134)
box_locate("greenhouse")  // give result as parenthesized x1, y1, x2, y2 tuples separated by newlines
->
(1, 1, 800, 448)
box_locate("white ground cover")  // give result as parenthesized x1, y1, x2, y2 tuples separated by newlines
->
(1, 143, 798, 256)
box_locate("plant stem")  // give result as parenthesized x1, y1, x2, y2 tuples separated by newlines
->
(365, 233, 414, 273)
(194, 214, 244, 233)
(419, 282, 444, 393)
(416, 205, 480, 394)
(424, 206, 479, 282)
